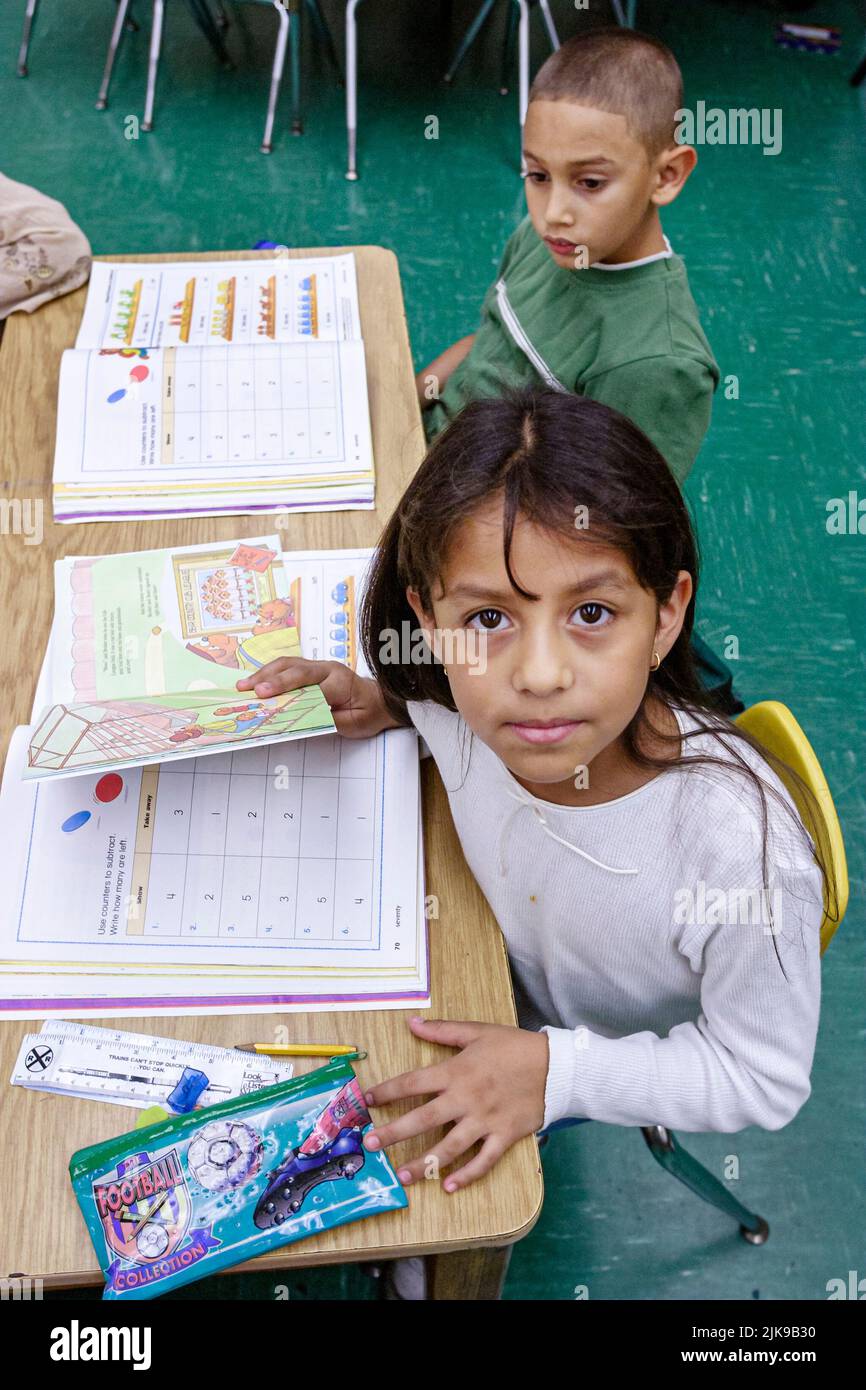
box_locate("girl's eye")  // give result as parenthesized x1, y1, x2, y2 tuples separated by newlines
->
(571, 603, 612, 628)
(525, 170, 548, 184)
(579, 178, 606, 191)
(467, 608, 511, 631)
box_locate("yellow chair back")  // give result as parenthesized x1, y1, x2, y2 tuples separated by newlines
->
(735, 701, 848, 953)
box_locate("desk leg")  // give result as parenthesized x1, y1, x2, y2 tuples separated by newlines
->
(426, 1245, 512, 1300)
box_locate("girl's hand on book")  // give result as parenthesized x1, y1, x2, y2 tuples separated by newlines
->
(361, 1018, 549, 1191)
(236, 658, 399, 739)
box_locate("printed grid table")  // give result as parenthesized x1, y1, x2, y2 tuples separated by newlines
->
(164, 343, 346, 467)
(128, 738, 381, 946)
(0, 247, 543, 1301)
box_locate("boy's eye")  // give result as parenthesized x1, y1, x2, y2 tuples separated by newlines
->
(579, 178, 606, 191)
(467, 608, 511, 631)
(524, 170, 548, 184)
(570, 603, 612, 628)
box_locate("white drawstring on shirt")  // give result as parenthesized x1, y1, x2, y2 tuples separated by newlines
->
(498, 784, 640, 878)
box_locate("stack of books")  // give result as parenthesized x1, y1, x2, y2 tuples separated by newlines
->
(52, 254, 375, 522)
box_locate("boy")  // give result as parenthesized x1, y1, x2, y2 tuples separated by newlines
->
(418, 27, 719, 487)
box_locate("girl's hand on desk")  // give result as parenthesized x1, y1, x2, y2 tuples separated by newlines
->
(236, 659, 400, 739)
(362, 1018, 549, 1191)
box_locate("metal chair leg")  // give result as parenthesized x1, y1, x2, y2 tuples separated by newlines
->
(611, 0, 636, 26)
(142, 0, 165, 132)
(345, 0, 366, 179)
(290, 0, 302, 134)
(186, 0, 234, 67)
(501, 0, 557, 96)
(132, 0, 233, 128)
(499, 0, 518, 94)
(536, 0, 559, 50)
(641, 1126, 770, 1245)
(443, 0, 497, 84)
(96, 0, 133, 109)
(17, 0, 40, 77)
(305, 0, 343, 83)
(261, 0, 290, 153)
(517, 0, 529, 174)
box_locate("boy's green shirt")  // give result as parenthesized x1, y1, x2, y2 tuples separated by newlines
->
(424, 216, 720, 484)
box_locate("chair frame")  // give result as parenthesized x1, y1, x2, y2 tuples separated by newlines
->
(18, 0, 338, 153)
(345, 0, 553, 181)
(438, 0, 639, 181)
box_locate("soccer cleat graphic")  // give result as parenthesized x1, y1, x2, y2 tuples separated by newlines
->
(253, 1128, 366, 1228)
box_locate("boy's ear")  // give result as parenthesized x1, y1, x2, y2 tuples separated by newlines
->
(651, 143, 697, 208)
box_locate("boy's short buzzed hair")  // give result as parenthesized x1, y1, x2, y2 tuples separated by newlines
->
(529, 27, 684, 157)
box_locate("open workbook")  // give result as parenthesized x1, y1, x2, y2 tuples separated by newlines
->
(0, 546, 430, 1017)
(53, 255, 375, 522)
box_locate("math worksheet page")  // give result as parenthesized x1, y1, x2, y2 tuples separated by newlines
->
(53, 340, 372, 485)
(0, 725, 422, 973)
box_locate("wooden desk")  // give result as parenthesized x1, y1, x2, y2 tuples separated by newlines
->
(0, 248, 543, 1300)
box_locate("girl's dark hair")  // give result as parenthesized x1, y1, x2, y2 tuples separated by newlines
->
(360, 389, 837, 957)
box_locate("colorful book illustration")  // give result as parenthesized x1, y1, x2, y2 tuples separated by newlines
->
(76, 257, 360, 350)
(25, 536, 336, 780)
(26, 689, 330, 779)
(53, 254, 374, 523)
(280, 550, 367, 674)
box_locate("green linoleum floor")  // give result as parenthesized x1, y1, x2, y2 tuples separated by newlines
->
(2, 0, 864, 1301)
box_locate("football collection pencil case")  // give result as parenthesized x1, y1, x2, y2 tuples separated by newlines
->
(69, 1056, 407, 1299)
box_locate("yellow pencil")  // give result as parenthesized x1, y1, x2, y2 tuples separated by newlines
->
(234, 1042, 363, 1058)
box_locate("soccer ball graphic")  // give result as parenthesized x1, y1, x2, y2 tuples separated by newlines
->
(187, 1121, 263, 1193)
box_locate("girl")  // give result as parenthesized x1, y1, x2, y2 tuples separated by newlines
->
(237, 388, 830, 1199)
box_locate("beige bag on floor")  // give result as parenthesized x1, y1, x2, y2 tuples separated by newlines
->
(0, 171, 91, 320)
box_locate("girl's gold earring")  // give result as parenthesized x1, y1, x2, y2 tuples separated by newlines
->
(650, 651, 661, 672)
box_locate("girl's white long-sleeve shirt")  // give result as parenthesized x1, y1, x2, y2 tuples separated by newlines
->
(406, 699, 823, 1134)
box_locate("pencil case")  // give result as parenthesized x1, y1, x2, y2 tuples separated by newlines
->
(69, 1055, 407, 1300)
